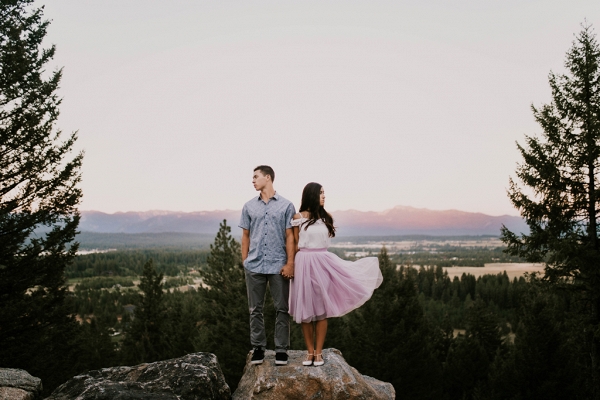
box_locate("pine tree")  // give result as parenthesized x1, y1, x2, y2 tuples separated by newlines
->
(0, 0, 84, 393)
(79, 318, 117, 370)
(488, 280, 581, 400)
(121, 260, 170, 364)
(443, 299, 504, 399)
(501, 23, 600, 396)
(465, 299, 504, 360)
(164, 290, 200, 358)
(194, 220, 249, 391)
(334, 247, 444, 398)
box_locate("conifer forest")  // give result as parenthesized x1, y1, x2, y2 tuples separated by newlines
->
(2, 1, 600, 398)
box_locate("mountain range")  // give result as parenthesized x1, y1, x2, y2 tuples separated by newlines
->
(79, 206, 528, 237)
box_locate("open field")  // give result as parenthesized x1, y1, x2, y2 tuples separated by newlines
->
(441, 263, 545, 279)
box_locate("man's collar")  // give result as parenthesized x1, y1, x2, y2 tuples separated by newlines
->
(257, 191, 279, 201)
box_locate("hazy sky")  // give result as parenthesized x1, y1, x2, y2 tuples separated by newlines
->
(40, 1, 600, 215)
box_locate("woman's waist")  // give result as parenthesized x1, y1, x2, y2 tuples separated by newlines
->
(298, 247, 328, 252)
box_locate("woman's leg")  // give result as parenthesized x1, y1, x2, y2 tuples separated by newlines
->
(301, 322, 315, 355)
(315, 319, 328, 362)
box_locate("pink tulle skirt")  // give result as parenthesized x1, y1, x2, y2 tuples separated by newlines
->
(289, 248, 383, 324)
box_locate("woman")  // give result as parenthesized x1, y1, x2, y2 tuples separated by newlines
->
(289, 182, 383, 366)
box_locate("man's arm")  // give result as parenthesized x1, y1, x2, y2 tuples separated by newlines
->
(280, 228, 295, 279)
(241, 229, 250, 262)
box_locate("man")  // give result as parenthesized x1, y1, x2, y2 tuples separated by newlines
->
(239, 165, 296, 365)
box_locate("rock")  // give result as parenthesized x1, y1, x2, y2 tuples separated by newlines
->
(0, 368, 42, 399)
(233, 348, 395, 400)
(46, 353, 230, 400)
(0, 387, 35, 400)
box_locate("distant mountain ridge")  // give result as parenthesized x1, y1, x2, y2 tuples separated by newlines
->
(79, 206, 528, 236)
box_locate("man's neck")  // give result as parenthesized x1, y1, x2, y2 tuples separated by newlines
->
(260, 187, 276, 202)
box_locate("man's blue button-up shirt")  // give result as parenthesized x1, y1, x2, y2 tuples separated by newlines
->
(239, 193, 296, 274)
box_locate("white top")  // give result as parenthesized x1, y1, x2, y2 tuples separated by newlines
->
(291, 217, 331, 249)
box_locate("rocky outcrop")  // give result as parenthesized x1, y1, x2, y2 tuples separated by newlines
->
(46, 353, 230, 400)
(0, 368, 42, 400)
(233, 348, 395, 400)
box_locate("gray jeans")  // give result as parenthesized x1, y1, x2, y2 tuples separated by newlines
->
(245, 269, 290, 353)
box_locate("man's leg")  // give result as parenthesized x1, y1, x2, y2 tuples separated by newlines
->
(245, 270, 268, 350)
(268, 273, 290, 353)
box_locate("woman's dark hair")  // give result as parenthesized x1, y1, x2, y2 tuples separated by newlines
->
(299, 182, 336, 237)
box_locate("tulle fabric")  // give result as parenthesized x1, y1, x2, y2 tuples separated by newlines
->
(289, 248, 383, 324)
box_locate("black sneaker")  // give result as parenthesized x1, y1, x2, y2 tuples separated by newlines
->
(251, 347, 264, 365)
(275, 352, 288, 365)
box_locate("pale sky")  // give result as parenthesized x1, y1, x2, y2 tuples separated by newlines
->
(40, 1, 600, 215)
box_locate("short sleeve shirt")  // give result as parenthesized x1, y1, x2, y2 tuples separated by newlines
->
(239, 193, 296, 274)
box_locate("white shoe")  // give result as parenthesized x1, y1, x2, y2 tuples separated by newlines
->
(313, 353, 324, 366)
(302, 353, 314, 366)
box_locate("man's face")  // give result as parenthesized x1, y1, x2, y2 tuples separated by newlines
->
(252, 170, 269, 191)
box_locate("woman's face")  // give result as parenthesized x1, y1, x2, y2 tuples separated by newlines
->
(319, 188, 325, 207)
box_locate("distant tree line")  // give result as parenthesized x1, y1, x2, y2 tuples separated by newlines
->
(386, 246, 524, 267)
(66, 249, 209, 278)
(76, 231, 215, 250)
(71, 244, 520, 279)
(74, 276, 135, 290)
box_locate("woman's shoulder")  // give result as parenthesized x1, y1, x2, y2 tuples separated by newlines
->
(293, 211, 310, 220)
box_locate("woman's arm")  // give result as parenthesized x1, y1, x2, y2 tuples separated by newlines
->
(293, 226, 299, 252)
(292, 212, 302, 252)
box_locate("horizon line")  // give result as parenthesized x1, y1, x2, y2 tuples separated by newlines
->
(79, 205, 522, 218)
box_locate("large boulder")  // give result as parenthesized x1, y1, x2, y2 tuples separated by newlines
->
(233, 348, 395, 400)
(0, 368, 42, 400)
(46, 353, 230, 400)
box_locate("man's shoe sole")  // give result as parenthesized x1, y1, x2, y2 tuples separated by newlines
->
(251, 359, 264, 365)
(275, 360, 288, 365)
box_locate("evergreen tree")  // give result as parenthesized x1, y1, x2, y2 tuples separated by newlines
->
(488, 280, 582, 400)
(465, 299, 504, 360)
(164, 290, 200, 357)
(78, 318, 117, 370)
(501, 23, 600, 396)
(443, 336, 489, 400)
(0, 0, 84, 393)
(194, 220, 249, 391)
(121, 260, 170, 364)
(335, 247, 444, 398)
(443, 299, 504, 400)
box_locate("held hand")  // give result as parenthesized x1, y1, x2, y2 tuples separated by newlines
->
(280, 264, 294, 280)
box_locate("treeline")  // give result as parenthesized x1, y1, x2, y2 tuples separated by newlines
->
(67, 250, 209, 278)
(412, 265, 528, 330)
(72, 243, 521, 280)
(389, 246, 524, 267)
(76, 231, 216, 250)
(66, 222, 590, 398)
(71, 277, 195, 329)
(331, 234, 500, 243)
(70, 264, 527, 342)
(74, 276, 135, 290)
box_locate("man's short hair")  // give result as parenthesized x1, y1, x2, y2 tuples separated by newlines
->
(254, 165, 275, 182)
